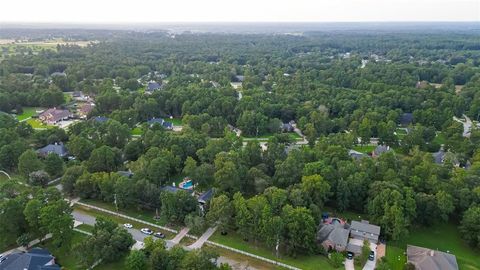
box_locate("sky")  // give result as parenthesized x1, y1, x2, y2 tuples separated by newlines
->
(0, 0, 479, 23)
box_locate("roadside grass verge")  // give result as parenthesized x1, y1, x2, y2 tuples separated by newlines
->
(74, 204, 176, 239)
(209, 230, 333, 270)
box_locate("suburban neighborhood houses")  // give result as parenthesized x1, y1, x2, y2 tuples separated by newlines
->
(407, 245, 459, 270)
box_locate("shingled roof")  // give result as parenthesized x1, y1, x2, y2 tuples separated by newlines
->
(407, 245, 459, 270)
(0, 248, 60, 270)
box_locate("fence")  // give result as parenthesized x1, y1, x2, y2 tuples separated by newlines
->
(75, 201, 302, 270)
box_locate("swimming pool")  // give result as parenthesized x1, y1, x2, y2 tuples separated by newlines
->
(180, 179, 193, 189)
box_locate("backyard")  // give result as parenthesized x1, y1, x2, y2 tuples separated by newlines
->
(15, 107, 43, 121)
(385, 223, 480, 270)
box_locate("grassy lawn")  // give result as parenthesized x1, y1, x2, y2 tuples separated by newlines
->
(205, 246, 289, 270)
(16, 107, 43, 121)
(242, 132, 302, 141)
(94, 256, 127, 270)
(170, 118, 183, 126)
(26, 118, 52, 129)
(322, 206, 367, 222)
(76, 223, 94, 233)
(131, 127, 143, 136)
(209, 230, 334, 270)
(386, 223, 480, 270)
(433, 132, 447, 145)
(63, 92, 72, 103)
(352, 145, 375, 154)
(35, 231, 86, 270)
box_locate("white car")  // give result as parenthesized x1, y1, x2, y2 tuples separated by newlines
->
(141, 228, 153, 235)
(123, 223, 133, 229)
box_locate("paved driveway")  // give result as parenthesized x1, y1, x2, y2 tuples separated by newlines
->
(362, 243, 377, 270)
(345, 258, 354, 270)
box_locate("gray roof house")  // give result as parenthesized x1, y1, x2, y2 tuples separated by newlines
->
(0, 248, 60, 270)
(349, 220, 381, 243)
(372, 145, 391, 157)
(407, 245, 459, 270)
(316, 223, 350, 252)
(147, 118, 173, 130)
(37, 142, 68, 158)
(348, 149, 368, 160)
(198, 189, 214, 205)
(146, 81, 162, 92)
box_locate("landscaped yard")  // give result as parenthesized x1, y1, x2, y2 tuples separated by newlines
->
(433, 132, 447, 145)
(386, 223, 480, 270)
(209, 230, 334, 270)
(170, 117, 183, 126)
(35, 231, 86, 270)
(15, 107, 43, 121)
(26, 118, 51, 129)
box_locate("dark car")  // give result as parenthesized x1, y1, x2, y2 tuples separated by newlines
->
(154, 232, 165, 238)
(346, 252, 354, 260)
(368, 251, 375, 261)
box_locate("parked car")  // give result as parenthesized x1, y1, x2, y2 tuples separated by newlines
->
(141, 228, 153, 235)
(368, 251, 375, 261)
(346, 252, 354, 260)
(123, 223, 133, 229)
(154, 232, 165, 238)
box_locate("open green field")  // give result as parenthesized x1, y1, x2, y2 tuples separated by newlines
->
(386, 223, 480, 270)
(209, 230, 333, 270)
(352, 145, 375, 154)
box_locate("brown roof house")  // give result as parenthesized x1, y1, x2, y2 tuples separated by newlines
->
(407, 245, 459, 270)
(38, 108, 72, 125)
(78, 103, 94, 119)
(316, 222, 350, 252)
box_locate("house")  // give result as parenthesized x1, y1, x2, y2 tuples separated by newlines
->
(234, 75, 245, 82)
(147, 118, 173, 130)
(198, 189, 214, 205)
(316, 222, 350, 252)
(349, 220, 381, 243)
(37, 142, 68, 158)
(281, 123, 294, 132)
(348, 149, 368, 160)
(406, 245, 459, 270)
(372, 145, 391, 157)
(400, 113, 414, 126)
(146, 81, 162, 92)
(50, 72, 66, 77)
(0, 248, 60, 270)
(432, 149, 460, 166)
(346, 220, 381, 255)
(38, 108, 72, 125)
(117, 170, 134, 178)
(78, 103, 94, 119)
